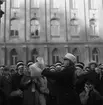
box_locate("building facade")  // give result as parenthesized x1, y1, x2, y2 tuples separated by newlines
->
(0, 0, 103, 66)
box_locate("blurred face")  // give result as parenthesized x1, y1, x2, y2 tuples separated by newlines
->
(18, 65, 24, 75)
(11, 70, 15, 75)
(95, 67, 101, 74)
(90, 64, 96, 70)
(3, 71, 9, 77)
(50, 68, 55, 72)
(64, 59, 70, 67)
(75, 67, 83, 76)
(0, 67, 4, 75)
(55, 65, 61, 71)
(84, 83, 93, 92)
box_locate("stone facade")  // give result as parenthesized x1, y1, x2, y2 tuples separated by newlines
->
(0, 0, 103, 66)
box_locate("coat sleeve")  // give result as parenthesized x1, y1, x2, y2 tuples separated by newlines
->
(42, 68, 73, 80)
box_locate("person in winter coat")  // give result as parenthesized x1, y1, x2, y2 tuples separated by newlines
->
(41, 53, 82, 105)
(80, 81, 103, 105)
(9, 61, 25, 105)
(0, 67, 12, 105)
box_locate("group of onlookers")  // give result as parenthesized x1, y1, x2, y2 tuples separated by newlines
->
(0, 53, 103, 105)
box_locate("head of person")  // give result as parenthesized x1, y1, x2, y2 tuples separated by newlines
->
(25, 61, 34, 76)
(99, 63, 103, 72)
(84, 81, 94, 92)
(50, 65, 55, 72)
(16, 61, 24, 75)
(95, 67, 101, 74)
(55, 61, 62, 72)
(75, 63, 84, 76)
(63, 53, 76, 67)
(88, 61, 98, 71)
(0, 65, 5, 76)
(3, 67, 10, 77)
(10, 69, 16, 75)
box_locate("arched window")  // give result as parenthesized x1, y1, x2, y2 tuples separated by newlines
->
(31, 49, 39, 63)
(52, 48, 59, 64)
(31, 19, 40, 37)
(92, 48, 99, 63)
(71, 0, 78, 9)
(70, 17, 79, 36)
(51, 0, 59, 9)
(72, 48, 80, 63)
(89, 0, 98, 9)
(10, 14, 19, 37)
(89, 18, 98, 36)
(10, 49, 18, 65)
(51, 19, 60, 36)
(31, 0, 40, 8)
(11, 0, 20, 8)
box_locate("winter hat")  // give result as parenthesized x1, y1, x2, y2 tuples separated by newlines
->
(88, 60, 98, 67)
(27, 61, 33, 67)
(75, 63, 84, 69)
(55, 61, 62, 67)
(50, 65, 55, 69)
(16, 61, 24, 68)
(64, 53, 76, 63)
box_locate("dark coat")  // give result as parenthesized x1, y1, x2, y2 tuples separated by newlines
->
(42, 66, 81, 105)
(0, 75, 12, 105)
(9, 73, 24, 105)
(76, 70, 100, 92)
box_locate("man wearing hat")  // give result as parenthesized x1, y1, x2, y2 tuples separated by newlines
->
(9, 61, 25, 105)
(55, 61, 62, 72)
(41, 53, 81, 105)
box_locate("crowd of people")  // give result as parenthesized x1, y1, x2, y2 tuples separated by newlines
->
(0, 53, 103, 105)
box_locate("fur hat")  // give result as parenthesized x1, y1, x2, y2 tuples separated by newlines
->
(64, 53, 76, 63)
(76, 62, 84, 69)
(16, 61, 24, 68)
(88, 61, 98, 67)
(55, 61, 62, 66)
(27, 61, 33, 67)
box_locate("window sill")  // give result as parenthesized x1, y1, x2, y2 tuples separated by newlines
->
(90, 35, 99, 38)
(31, 8, 39, 10)
(30, 36, 40, 38)
(71, 35, 80, 38)
(11, 7, 20, 9)
(9, 36, 19, 38)
(51, 35, 60, 38)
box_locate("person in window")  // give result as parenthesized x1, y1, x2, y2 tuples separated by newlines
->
(41, 53, 82, 105)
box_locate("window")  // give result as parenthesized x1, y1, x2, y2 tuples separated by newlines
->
(31, 0, 40, 8)
(51, 0, 59, 9)
(10, 18, 19, 37)
(71, 0, 78, 9)
(31, 49, 39, 63)
(52, 48, 59, 64)
(70, 18, 79, 36)
(89, 18, 98, 36)
(10, 49, 18, 65)
(31, 19, 40, 37)
(92, 48, 99, 63)
(11, 0, 20, 8)
(51, 19, 60, 36)
(89, 0, 98, 10)
(10, 30, 19, 36)
(72, 48, 80, 63)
